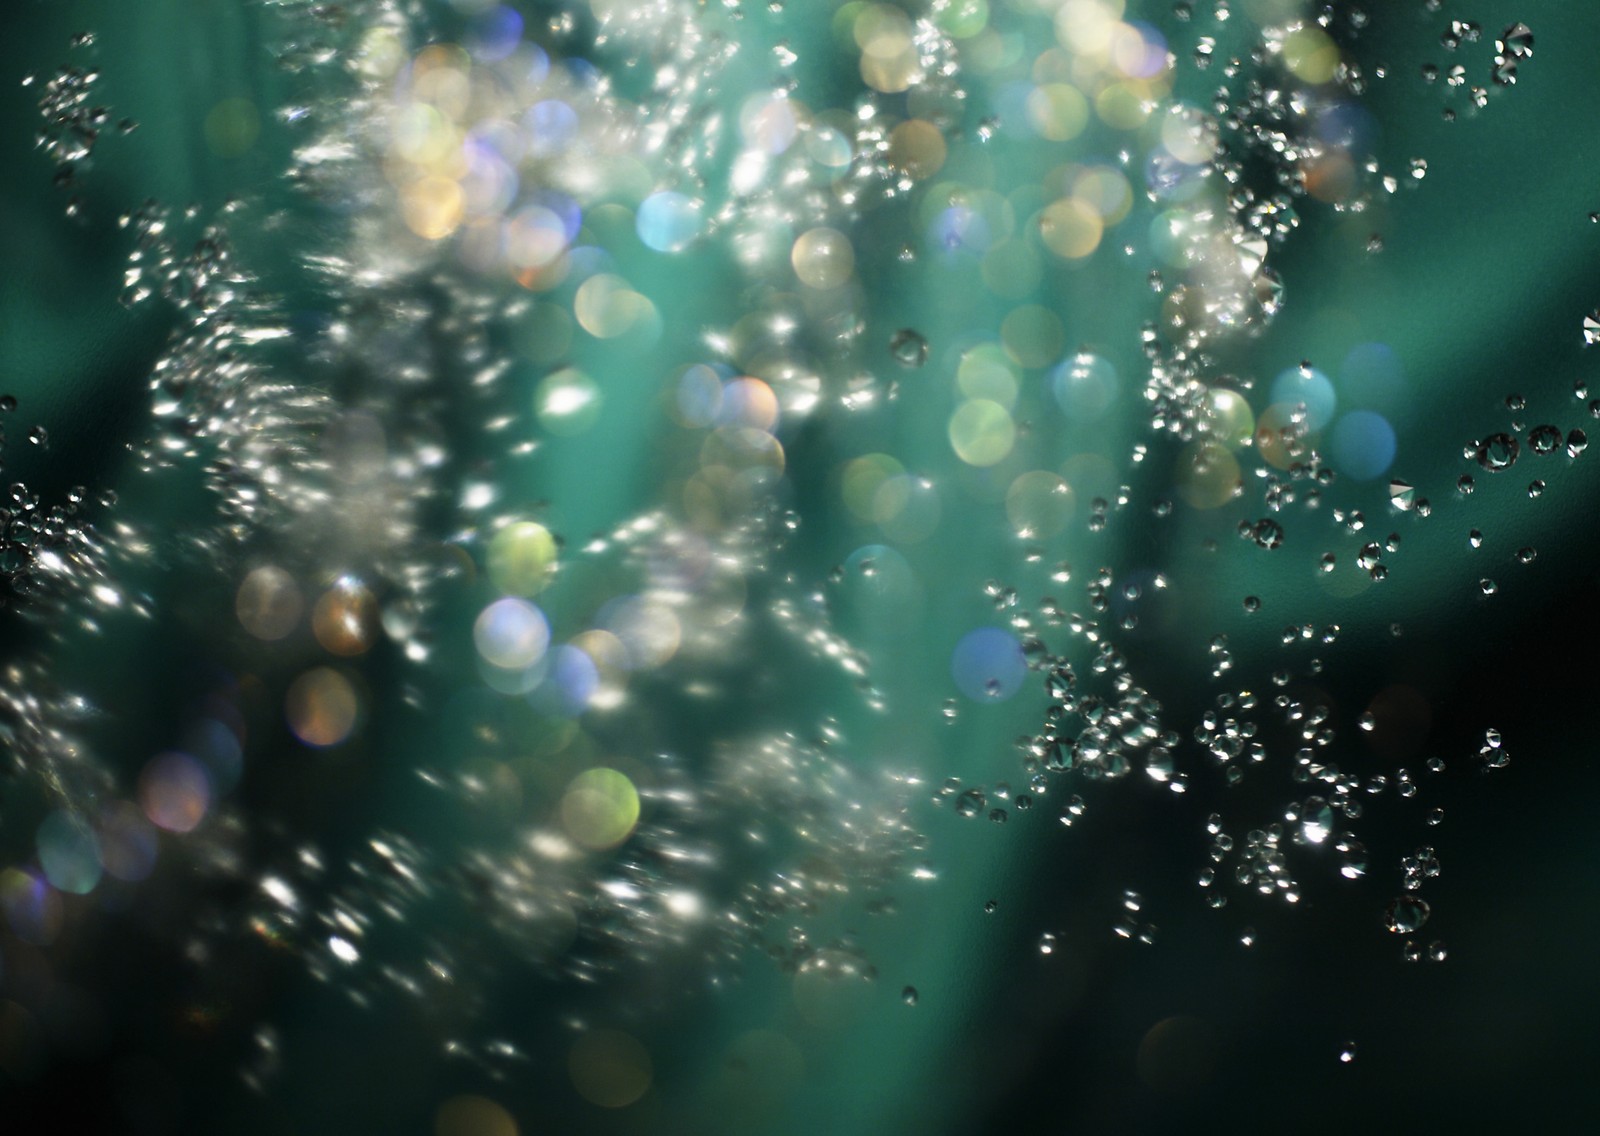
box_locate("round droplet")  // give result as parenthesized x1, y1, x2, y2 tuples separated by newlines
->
(1038, 932, 1058, 955)
(1527, 424, 1562, 454)
(889, 328, 929, 368)
(1384, 895, 1431, 934)
(1475, 433, 1519, 471)
(901, 985, 919, 1006)
(954, 788, 985, 818)
(1339, 1042, 1357, 1064)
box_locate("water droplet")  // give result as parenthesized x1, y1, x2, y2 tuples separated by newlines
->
(1479, 578, 1498, 596)
(1242, 595, 1260, 613)
(1038, 932, 1058, 955)
(954, 788, 985, 818)
(1427, 940, 1448, 963)
(26, 426, 47, 446)
(1475, 433, 1519, 471)
(1528, 479, 1545, 498)
(901, 985, 919, 1006)
(984, 899, 999, 914)
(889, 328, 928, 368)
(1527, 424, 1562, 454)
(1566, 429, 1588, 457)
(1339, 1042, 1358, 1064)
(1468, 529, 1484, 548)
(1515, 546, 1537, 564)
(1384, 895, 1431, 934)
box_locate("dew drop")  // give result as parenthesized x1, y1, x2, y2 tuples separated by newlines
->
(901, 985, 919, 1006)
(1384, 895, 1431, 934)
(1527, 424, 1562, 454)
(1474, 433, 1519, 471)
(889, 328, 929, 368)
(954, 788, 985, 818)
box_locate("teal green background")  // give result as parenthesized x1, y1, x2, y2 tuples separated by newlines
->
(4, 2, 1600, 1133)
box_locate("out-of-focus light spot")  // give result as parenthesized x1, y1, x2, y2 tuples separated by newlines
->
(673, 363, 725, 427)
(1114, 21, 1168, 79)
(1330, 410, 1397, 481)
(474, 598, 550, 670)
(285, 668, 361, 748)
(435, 1094, 519, 1136)
(181, 718, 244, 795)
(312, 579, 379, 656)
(1340, 342, 1407, 417)
(1204, 388, 1255, 448)
(879, 475, 942, 544)
(739, 92, 802, 154)
(1175, 441, 1241, 509)
(791, 227, 854, 289)
(842, 453, 908, 522)
(488, 521, 557, 596)
(596, 597, 680, 670)
(561, 768, 641, 851)
(951, 627, 1028, 702)
(574, 273, 652, 339)
(237, 566, 303, 641)
(958, 343, 1020, 409)
(1255, 402, 1311, 470)
(505, 204, 571, 271)
(204, 97, 260, 158)
(938, 0, 990, 39)
(887, 119, 948, 180)
(570, 629, 630, 708)
(1026, 83, 1088, 141)
(840, 544, 923, 633)
(636, 191, 704, 253)
(1096, 80, 1154, 130)
(530, 643, 599, 716)
(569, 1029, 652, 1108)
(1039, 197, 1103, 259)
(1284, 26, 1340, 85)
(1054, 0, 1122, 55)
(719, 377, 780, 431)
(1006, 470, 1075, 538)
(1161, 103, 1217, 165)
(525, 99, 578, 156)
(1271, 365, 1336, 431)
(535, 367, 602, 434)
(36, 811, 101, 895)
(0, 869, 61, 946)
(98, 801, 157, 882)
(401, 176, 465, 240)
(1072, 165, 1134, 224)
(949, 399, 1016, 467)
(1001, 304, 1066, 367)
(139, 752, 212, 832)
(465, 7, 523, 63)
(1051, 352, 1118, 420)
